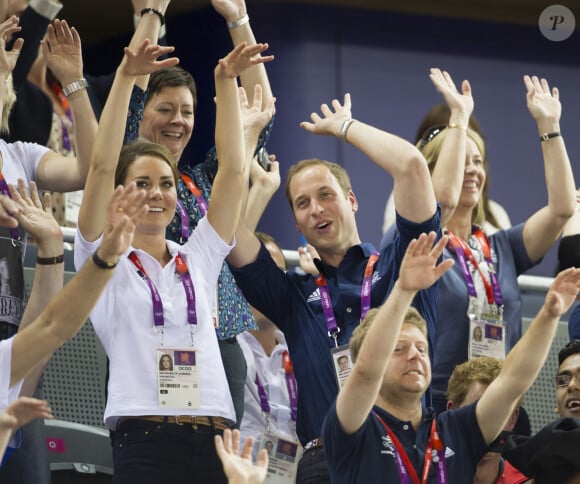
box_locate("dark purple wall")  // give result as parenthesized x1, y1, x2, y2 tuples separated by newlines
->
(85, 3, 580, 276)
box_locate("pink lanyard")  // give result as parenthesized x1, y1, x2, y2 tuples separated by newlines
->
(128, 251, 198, 328)
(374, 412, 448, 484)
(314, 252, 379, 347)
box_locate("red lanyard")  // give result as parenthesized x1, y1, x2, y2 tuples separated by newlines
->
(374, 412, 447, 484)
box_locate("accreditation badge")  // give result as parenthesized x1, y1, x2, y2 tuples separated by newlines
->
(157, 349, 200, 409)
(260, 431, 303, 483)
(331, 344, 353, 390)
(468, 319, 506, 360)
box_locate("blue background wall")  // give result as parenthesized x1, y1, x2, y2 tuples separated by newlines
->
(85, 3, 580, 276)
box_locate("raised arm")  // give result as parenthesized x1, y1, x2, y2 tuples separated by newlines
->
(213, 0, 273, 107)
(521, 75, 575, 262)
(8, 181, 64, 396)
(336, 233, 453, 434)
(208, 42, 272, 243)
(300, 93, 437, 224)
(128, 0, 170, 90)
(477, 267, 580, 444)
(427, 68, 473, 226)
(35, 19, 97, 191)
(77, 39, 177, 242)
(10, 184, 148, 386)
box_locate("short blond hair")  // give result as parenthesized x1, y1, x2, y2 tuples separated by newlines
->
(446, 356, 524, 408)
(349, 306, 427, 363)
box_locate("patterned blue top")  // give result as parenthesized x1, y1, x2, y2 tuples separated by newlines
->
(125, 86, 273, 339)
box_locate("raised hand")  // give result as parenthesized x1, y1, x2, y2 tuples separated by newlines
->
(212, 0, 247, 23)
(215, 42, 273, 80)
(41, 19, 83, 86)
(0, 15, 22, 74)
(0, 397, 53, 433)
(0, 194, 19, 228)
(8, 180, 61, 245)
(215, 429, 268, 484)
(397, 232, 454, 292)
(524, 75, 561, 125)
(298, 243, 320, 276)
(240, 84, 276, 147)
(97, 183, 148, 265)
(300, 93, 352, 137)
(429, 68, 473, 125)
(544, 267, 580, 318)
(120, 38, 179, 77)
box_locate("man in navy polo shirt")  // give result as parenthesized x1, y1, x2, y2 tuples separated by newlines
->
(321, 232, 580, 483)
(228, 93, 440, 483)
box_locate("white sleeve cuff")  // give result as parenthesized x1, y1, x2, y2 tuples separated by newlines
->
(29, 0, 63, 20)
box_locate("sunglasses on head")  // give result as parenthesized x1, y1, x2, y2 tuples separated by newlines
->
(418, 124, 447, 150)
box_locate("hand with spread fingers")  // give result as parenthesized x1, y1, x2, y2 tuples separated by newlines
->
(97, 183, 148, 266)
(8, 180, 62, 251)
(300, 92, 352, 138)
(41, 19, 84, 87)
(0, 194, 19, 228)
(215, 429, 268, 484)
(0, 15, 22, 74)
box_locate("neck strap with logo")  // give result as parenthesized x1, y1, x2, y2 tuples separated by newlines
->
(255, 350, 298, 424)
(176, 172, 209, 242)
(128, 251, 198, 334)
(49, 79, 74, 153)
(373, 411, 447, 484)
(313, 251, 379, 347)
(0, 172, 20, 241)
(446, 228, 503, 316)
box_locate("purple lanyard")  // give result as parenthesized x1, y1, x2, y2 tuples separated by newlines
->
(0, 173, 20, 241)
(128, 251, 197, 328)
(175, 200, 190, 244)
(255, 350, 298, 422)
(314, 251, 379, 346)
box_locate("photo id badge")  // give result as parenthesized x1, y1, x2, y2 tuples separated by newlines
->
(331, 345, 353, 390)
(157, 349, 200, 409)
(468, 320, 506, 360)
(260, 432, 303, 483)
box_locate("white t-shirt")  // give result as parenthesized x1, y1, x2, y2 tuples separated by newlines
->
(74, 216, 235, 429)
(238, 329, 298, 458)
(0, 140, 49, 327)
(0, 337, 24, 411)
